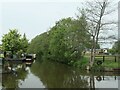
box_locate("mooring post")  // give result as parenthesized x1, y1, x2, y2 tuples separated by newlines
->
(103, 75, 104, 80)
(115, 76, 117, 80)
(115, 56, 116, 62)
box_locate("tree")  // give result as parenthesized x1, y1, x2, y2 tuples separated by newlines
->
(2, 29, 21, 54)
(0, 45, 3, 51)
(78, 0, 117, 68)
(27, 32, 50, 59)
(110, 40, 120, 54)
(28, 17, 91, 64)
(21, 33, 29, 53)
(2, 29, 29, 55)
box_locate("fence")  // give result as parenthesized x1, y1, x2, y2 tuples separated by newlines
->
(95, 55, 119, 62)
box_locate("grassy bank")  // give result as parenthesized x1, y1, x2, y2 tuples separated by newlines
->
(95, 55, 119, 68)
(72, 55, 119, 69)
(71, 56, 89, 69)
(102, 61, 119, 68)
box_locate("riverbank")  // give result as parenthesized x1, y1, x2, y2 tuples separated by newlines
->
(69, 55, 120, 72)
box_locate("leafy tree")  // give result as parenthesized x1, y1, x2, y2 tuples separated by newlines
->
(110, 40, 120, 54)
(0, 45, 3, 50)
(2, 29, 29, 55)
(28, 16, 91, 64)
(27, 32, 50, 59)
(2, 29, 21, 54)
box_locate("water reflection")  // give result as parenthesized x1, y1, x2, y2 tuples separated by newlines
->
(2, 61, 32, 89)
(18, 67, 45, 88)
(2, 60, 119, 89)
(31, 61, 89, 88)
(31, 60, 119, 88)
(0, 65, 2, 89)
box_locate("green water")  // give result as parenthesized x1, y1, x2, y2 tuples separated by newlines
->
(1, 59, 120, 89)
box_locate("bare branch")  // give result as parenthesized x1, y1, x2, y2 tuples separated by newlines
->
(101, 21, 117, 27)
(99, 35, 118, 40)
(95, 0, 103, 8)
(104, 7, 117, 15)
(86, 17, 98, 23)
(98, 41, 117, 44)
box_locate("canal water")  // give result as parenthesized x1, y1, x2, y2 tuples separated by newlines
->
(1, 59, 120, 89)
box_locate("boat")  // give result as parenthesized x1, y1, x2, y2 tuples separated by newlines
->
(4, 57, 26, 63)
(24, 54, 36, 62)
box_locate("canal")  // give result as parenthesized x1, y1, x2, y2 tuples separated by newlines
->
(1, 59, 120, 89)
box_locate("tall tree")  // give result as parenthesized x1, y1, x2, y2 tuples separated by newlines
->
(78, 0, 117, 68)
(28, 17, 91, 64)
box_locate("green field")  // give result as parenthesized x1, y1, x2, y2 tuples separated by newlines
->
(94, 55, 119, 68)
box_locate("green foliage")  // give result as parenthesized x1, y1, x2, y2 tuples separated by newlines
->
(27, 32, 50, 59)
(2, 29, 29, 55)
(21, 33, 29, 53)
(109, 41, 120, 55)
(28, 16, 92, 65)
(0, 45, 3, 50)
(72, 57, 89, 69)
(108, 49, 115, 55)
(102, 60, 119, 68)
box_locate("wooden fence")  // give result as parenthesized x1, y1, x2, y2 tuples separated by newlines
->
(95, 55, 119, 62)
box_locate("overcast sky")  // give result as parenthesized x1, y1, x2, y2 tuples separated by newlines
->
(0, 0, 119, 48)
(0, 1, 82, 42)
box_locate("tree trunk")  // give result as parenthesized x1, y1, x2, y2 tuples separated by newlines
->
(89, 36, 96, 69)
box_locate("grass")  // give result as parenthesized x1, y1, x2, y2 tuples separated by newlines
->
(102, 61, 119, 68)
(72, 56, 89, 69)
(73, 54, 119, 69)
(94, 55, 119, 68)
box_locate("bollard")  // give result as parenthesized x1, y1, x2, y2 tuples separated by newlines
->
(115, 56, 116, 62)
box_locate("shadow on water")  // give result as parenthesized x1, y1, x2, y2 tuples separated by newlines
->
(1, 58, 120, 89)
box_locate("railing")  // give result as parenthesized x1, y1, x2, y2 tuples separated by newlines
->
(95, 55, 119, 62)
